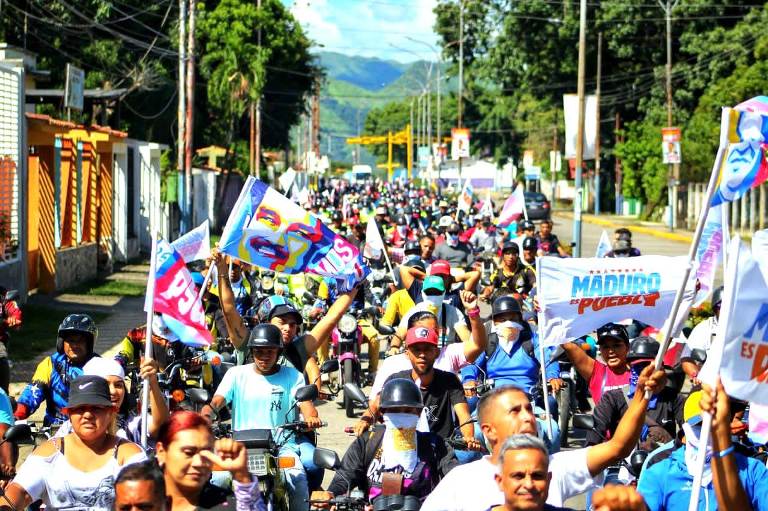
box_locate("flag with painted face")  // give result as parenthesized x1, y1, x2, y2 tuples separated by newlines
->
(219, 177, 369, 292)
(149, 238, 212, 347)
(692, 204, 723, 307)
(498, 185, 526, 227)
(711, 97, 768, 206)
(171, 220, 211, 263)
(537, 255, 693, 346)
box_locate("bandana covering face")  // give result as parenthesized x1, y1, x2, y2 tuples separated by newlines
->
(494, 320, 522, 354)
(682, 422, 713, 487)
(382, 413, 420, 473)
(447, 234, 459, 247)
(422, 293, 444, 310)
(628, 363, 658, 409)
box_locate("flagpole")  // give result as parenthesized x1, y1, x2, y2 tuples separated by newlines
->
(141, 232, 159, 449)
(374, 218, 397, 282)
(521, 185, 529, 221)
(535, 255, 554, 439)
(196, 268, 213, 302)
(647, 107, 731, 398)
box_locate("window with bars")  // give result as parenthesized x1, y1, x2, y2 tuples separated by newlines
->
(0, 67, 21, 265)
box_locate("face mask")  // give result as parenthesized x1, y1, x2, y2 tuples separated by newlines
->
(682, 422, 713, 486)
(382, 413, 420, 472)
(628, 363, 658, 408)
(494, 320, 522, 353)
(422, 293, 445, 309)
(447, 234, 459, 246)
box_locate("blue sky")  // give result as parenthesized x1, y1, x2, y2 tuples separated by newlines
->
(281, 0, 440, 63)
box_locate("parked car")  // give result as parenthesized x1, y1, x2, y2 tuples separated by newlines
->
(524, 191, 551, 220)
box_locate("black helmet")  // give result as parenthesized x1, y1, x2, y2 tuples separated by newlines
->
(332, 211, 343, 222)
(247, 324, 283, 349)
(596, 323, 629, 345)
(627, 336, 659, 361)
(520, 220, 535, 231)
(396, 215, 408, 226)
(379, 378, 423, 410)
(404, 240, 420, 255)
(501, 241, 519, 254)
(492, 295, 522, 320)
(56, 314, 98, 354)
(522, 237, 538, 251)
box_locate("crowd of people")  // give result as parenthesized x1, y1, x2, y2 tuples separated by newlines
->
(0, 178, 765, 511)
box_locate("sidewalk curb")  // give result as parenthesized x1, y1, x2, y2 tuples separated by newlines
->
(555, 211, 693, 243)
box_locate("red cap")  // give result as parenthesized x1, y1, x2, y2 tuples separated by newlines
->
(429, 260, 451, 276)
(405, 326, 439, 346)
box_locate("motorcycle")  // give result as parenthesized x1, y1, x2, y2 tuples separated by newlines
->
(224, 385, 325, 511)
(329, 312, 366, 418)
(549, 340, 592, 448)
(309, 447, 422, 511)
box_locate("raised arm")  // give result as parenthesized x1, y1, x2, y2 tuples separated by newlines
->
(304, 287, 360, 355)
(586, 364, 666, 476)
(562, 341, 595, 382)
(211, 249, 249, 349)
(399, 265, 426, 292)
(458, 291, 487, 363)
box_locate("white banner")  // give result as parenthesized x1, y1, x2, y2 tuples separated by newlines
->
(692, 204, 723, 307)
(704, 236, 768, 405)
(364, 218, 385, 260)
(458, 179, 473, 214)
(563, 94, 597, 160)
(171, 220, 211, 263)
(538, 255, 692, 346)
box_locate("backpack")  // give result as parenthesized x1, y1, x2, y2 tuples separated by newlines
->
(483, 320, 537, 363)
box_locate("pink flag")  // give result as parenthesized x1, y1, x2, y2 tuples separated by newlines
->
(150, 238, 212, 347)
(498, 185, 526, 227)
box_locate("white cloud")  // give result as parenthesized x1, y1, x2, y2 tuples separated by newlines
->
(282, 0, 440, 63)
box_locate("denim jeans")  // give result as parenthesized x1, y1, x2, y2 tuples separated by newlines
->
(297, 434, 324, 491)
(283, 451, 309, 511)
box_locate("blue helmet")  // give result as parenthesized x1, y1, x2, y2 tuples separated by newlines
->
(258, 295, 303, 324)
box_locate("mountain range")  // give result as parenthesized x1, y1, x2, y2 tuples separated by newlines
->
(316, 51, 450, 164)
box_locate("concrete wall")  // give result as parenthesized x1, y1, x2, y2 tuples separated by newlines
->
(55, 243, 97, 290)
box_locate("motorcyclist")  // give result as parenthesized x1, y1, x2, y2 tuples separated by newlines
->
(202, 324, 323, 511)
(398, 259, 481, 315)
(560, 323, 631, 405)
(481, 242, 536, 300)
(434, 223, 474, 267)
(461, 296, 561, 420)
(521, 237, 538, 269)
(606, 229, 641, 258)
(0, 286, 21, 393)
(14, 314, 99, 425)
(535, 220, 569, 258)
(311, 378, 458, 507)
(680, 286, 721, 385)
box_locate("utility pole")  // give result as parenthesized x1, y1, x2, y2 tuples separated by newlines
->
(615, 112, 623, 214)
(573, 0, 587, 258)
(312, 81, 320, 156)
(177, 0, 187, 231)
(594, 32, 602, 216)
(410, 99, 415, 171)
(184, 0, 195, 233)
(355, 108, 361, 165)
(661, 0, 679, 230)
(457, 0, 465, 181)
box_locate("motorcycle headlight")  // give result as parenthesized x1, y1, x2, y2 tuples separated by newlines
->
(262, 276, 274, 291)
(338, 314, 357, 335)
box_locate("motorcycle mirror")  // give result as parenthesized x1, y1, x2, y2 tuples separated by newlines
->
(303, 292, 315, 303)
(343, 383, 368, 406)
(2, 424, 32, 444)
(4, 290, 19, 301)
(572, 414, 596, 431)
(295, 385, 319, 403)
(377, 324, 395, 336)
(320, 359, 339, 374)
(220, 352, 234, 364)
(629, 450, 649, 478)
(481, 278, 491, 287)
(187, 388, 210, 405)
(312, 447, 341, 471)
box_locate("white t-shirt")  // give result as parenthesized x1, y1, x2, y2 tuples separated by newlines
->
(421, 449, 597, 510)
(681, 316, 717, 358)
(370, 343, 468, 398)
(398, 302, 467, 346)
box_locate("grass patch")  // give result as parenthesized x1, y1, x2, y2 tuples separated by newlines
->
(69, 280, 147, 297)
(9, 306, 108, 361)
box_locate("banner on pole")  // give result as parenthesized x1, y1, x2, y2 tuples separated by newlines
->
(458, 179, 473, 214)
(692, 204, 723, 307)
(595, 230, 612, 258)
(498, 185, 525, 227)
(364, 218, 385, 260)
(171, 220, 211, 263)
(451, 128, 470, 160)
(148, 239, 212, 347)
(538, 255, 693, 346)
(219, 177, 369, 292)
(563, 94, 597, 160)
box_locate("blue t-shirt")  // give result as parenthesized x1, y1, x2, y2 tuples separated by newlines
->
(215, 364, 305, 453)
(0, 389, 14, 426)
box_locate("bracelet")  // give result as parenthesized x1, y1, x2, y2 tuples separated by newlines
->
(715, 445, 735, 459)
(466, 307, 480, 318)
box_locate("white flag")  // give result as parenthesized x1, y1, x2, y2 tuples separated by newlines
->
(458, 179, 473, 214)
(364, 218, 385, 260)
(538, 255, 693, 346)
(480, 189, 494, 219)
(692, 204, 724, 307)
(702, 236, 768, 405)
(171, 220, 211, 263)
(595, 230, 612, 258)
(498, 185, 526, 227)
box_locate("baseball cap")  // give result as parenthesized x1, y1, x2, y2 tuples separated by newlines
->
(429, 260, 451, 276)
(423, 276, 446, 294)
(683, 390, 703, 426)
(83, 357, 125, 380)
(596, 323, 630, 345)
(260, 296, 303, 324)
(438, 216, 453, 228)
(405, 258, 426, 272)
(521, 220, 535, 231)
(501, 241, 520, 254)
(66, 375, 114, 410)
(438, 200, 449, 208)
(405, 326, 439, 347)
